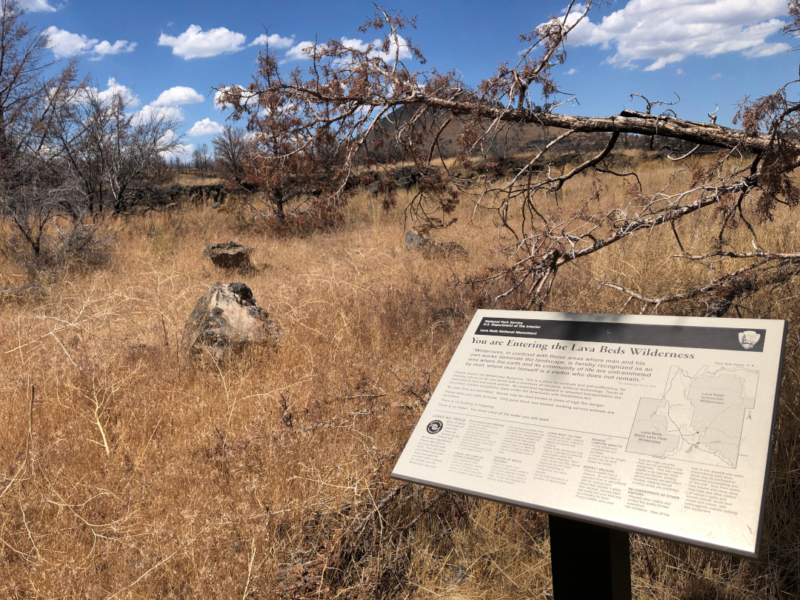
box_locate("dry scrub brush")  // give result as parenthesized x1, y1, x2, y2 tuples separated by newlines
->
(0, 195, 480, 598)
(0, 172, 798, 599)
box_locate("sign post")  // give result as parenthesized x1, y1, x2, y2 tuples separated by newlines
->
(392, 310, 787, 596)
(549, 515, 631, 600)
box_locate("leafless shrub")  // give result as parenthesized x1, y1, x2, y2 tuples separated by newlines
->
(0, 2, 182, 276)
(216, 42, 358, 234)
(48, 86, 181, 216)
(213, 125, 251, 187)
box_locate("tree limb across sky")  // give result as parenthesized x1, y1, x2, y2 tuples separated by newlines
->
(218, 0, 800, 315)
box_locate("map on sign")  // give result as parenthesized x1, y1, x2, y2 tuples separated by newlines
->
(627, 366, 759, 468)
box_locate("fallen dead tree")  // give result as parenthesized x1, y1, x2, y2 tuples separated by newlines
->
(224, 0, 800, 316)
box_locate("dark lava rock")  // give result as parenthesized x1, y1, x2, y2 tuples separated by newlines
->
(207, 241, 254, 270)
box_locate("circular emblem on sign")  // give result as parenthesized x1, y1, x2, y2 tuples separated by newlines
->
(426, 420, 444, 435)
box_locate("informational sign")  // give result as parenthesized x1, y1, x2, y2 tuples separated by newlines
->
(392, 310, 787, 557)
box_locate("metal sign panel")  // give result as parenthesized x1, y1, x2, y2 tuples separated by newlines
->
(392, 310, 787, 557)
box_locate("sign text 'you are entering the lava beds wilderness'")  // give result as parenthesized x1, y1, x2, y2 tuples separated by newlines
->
(392, 310, 788, 557)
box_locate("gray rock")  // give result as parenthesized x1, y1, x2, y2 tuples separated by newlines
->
(405, 229, 431, 250)
(207, 241, 253, 270)
(182, 282, 281, 360)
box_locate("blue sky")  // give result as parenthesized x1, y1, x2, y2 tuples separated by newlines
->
(20, 0, 798, 159)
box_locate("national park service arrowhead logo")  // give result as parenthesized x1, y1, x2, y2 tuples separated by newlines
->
(426, 420, 443, 435)
(738, 330, 761, 350)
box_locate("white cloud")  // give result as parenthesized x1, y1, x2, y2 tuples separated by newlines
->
(339, 37, 370, 54)
(744, 42, 791, 57)
(284, 35, 412, 63)
(45, 26, 98, 59)
(18, 0, 57, 11)
(285, 40, 315, 61)
(45, 26, 136, 61)
(565, 67, 577, 75)
(250, 33, 295, 49)
(158, 25, 246, 59)
(133, 86, 210, 128)
(188, 118, 225, 137)
(166, 143, 195, 161)
(344, 35, 412, 61)
(711, 72, 722, 79)
(676, 68, 683, 74)
(60, 77, 140, 108)
(159, 130, 195, 161)
(97, 77, 140, 107)
(160, 130, 179, 145)
(152, 86, 204, 106)
(559, 0, 790, 70)
(214, 85, 257, 110)
(90, 40, 137, 60)
(132, 104, 184, 127)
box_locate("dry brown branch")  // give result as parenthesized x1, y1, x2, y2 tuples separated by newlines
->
(598, 257, 800, 316)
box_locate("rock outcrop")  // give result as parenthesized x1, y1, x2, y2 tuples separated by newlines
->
(207, 241, 254, 270)
(182, 282, 280, 360)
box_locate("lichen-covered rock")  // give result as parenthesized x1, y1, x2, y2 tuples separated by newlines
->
(182, 282, 280, 360)
(207, 241, 254, 270)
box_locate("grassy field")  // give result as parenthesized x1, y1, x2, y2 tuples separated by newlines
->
(1, 156, 798, 598)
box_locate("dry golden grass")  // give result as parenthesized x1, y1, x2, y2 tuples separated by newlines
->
(0, 155, 798, 599)
(171, 172, 223, 186)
